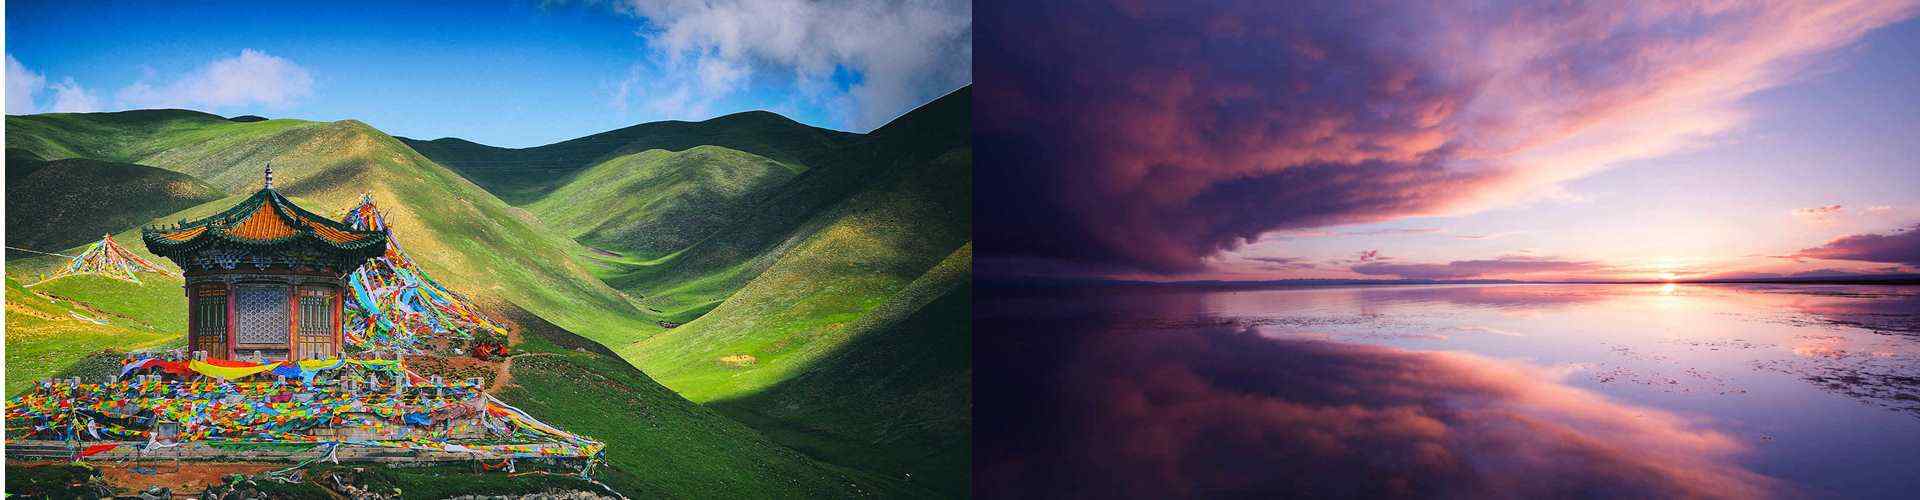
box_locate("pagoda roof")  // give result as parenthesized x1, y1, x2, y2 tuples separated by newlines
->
(142, 187, 387, 261)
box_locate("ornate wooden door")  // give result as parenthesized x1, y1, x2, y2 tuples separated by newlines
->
(297, 287, 337, 359)
(191, 286, 228, 356)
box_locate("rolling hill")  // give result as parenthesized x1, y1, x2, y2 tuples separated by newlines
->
(480, 305, 926, 497)
(583, 87, 973, 325)
(526, 145, 806, 259)
(710, 245, 974, 495)
(4, 275, 183, 393)
(3, 87, 972, 497)
(400, 110, 857, 205)
(5, 148, 223, 257)
(447, 87, 974, 496)
(3, 110, 926, 497)
(6, 111, 662, 348)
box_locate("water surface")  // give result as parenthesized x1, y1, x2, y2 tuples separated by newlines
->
(976, 284, 1920, 499)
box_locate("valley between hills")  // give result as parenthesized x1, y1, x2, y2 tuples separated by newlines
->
(3, 86, 971, 497)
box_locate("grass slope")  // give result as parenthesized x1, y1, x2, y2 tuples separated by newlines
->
(2, 110, 928, 497)
(400, 110, 857, 205)
(590, 87, 974, 323)
(5, 110, 314, 185)
(7, 112, 664, 350)
(4, 276, 181, 394)
(604, 88, 973, 496)
(620, 146, 972, 399)
(527, 145, 804, 259)
(711, 245, 973, 496)
(494, 307, 927, 498)
(5, 148, 224, 256)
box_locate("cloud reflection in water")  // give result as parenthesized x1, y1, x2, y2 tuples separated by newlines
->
(978, 316, 1785, 498)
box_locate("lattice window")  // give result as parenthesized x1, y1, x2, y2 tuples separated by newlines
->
(297, 287, 335, 359)
(192, 286, 228, 356)
(234, 285, 290, 345)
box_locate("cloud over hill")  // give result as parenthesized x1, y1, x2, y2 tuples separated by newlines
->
(610, 0, 971, 131)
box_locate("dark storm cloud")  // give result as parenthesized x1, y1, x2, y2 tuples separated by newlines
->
(1793, 223, 1920, 266)
(975, 312, 1786, 498)
(975, 0, 1918, 274)
(1351, 256, 1603, 280)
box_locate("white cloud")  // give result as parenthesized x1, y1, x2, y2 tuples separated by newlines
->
(7, 54, 101, 114)
(115, 49, 314, 111)
(611, 0, 970, 130)
(8, 54, 48, 114)
(47, 78, 101, 112)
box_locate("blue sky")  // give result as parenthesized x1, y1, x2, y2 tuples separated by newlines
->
(5, 0, 971, 147)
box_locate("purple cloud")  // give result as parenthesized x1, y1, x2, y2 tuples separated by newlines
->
(1351, 256, 1602, 279)
(1243, 255, 1316, 270)
(1793, 223, 1920, 266)
(1455, 231, 1523, 240)
(1792, 204, 1847, 223)
(977, 0, 1919, 274)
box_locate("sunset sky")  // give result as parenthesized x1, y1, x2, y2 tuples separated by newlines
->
(978, 0, 1920, 282)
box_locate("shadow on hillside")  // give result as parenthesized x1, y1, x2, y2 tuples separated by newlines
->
(488, 304, 929, 498)
(707, 283, 973, 498)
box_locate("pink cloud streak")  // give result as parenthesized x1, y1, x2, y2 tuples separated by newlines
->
(978, 0, 1920, 274)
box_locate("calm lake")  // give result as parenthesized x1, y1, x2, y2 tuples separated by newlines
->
(976, 284, 1920, 499)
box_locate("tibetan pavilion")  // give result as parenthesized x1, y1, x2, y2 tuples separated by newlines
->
(142, 164, 385, 362)
(5, 165, 601, 477)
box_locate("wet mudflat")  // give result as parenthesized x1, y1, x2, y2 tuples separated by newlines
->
(977, 284, 1920, 499)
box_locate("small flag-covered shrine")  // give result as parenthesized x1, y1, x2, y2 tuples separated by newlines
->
(341, 194, 510, 355)
(28, 233, 169, 286)
(140, 164, 385, 361)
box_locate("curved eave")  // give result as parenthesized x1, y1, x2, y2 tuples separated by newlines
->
(141, 188, 389, 262)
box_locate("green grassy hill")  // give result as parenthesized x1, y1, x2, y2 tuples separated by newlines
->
(710, 246, 973, 495)
(527, 145, 805, 259)
(490, 306, 927, 498)
(3, 88, 972, 497)
(413, 87, 974, 496)
(589, 87, 973, 324)
(4, 275, 182, 394)
(601, 88, 973, 496)
(6, 112, 662, 349)
(2, 111, 932, 497)
(400, 110, 857, 205)
(5, 109, 316, 188)
(618, 144, 971, 397)
(5, 148, 224, 256)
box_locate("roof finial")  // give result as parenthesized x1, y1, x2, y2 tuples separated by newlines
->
(264, 161, 274, 190)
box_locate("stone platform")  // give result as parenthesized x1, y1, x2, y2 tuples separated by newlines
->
(5, 439, 583, 463)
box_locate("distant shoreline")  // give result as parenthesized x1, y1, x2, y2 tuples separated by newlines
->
(979, 274, 1920, 289)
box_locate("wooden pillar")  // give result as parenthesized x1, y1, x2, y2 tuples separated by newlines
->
(287, 283, 300, 361)
(332, 284, 344, 358)
(184, 281, 196, 359)
(225, 283, 237, 360)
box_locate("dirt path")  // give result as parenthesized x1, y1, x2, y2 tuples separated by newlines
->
(487, 353, 558, 393)
(81, 460, 280, 496)
(489, 355, 517, 393)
